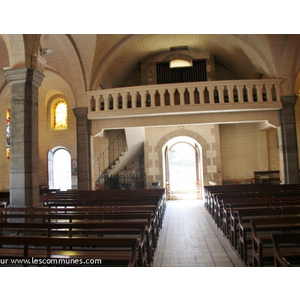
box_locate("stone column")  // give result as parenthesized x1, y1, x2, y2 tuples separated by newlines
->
(279, 95, 300, 184)
(72, 107, 91, 190)
(4, 68, 44, 207)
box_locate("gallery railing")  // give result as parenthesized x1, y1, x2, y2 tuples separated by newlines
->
(87, 79, 283, 119)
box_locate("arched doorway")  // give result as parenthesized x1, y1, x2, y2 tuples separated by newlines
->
(48, 147, 72, 191)
(163, 136, 203, 200)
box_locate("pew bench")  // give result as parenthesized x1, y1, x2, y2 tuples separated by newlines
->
(0, 221, 149, 266)
(231, 206, 300, 253)
(272, 233, 300, 267)
(219, 196, 300, 235)
(0, 236, 139, 267)
(0, 212, 153, 266)
(251, 217, 300, 267)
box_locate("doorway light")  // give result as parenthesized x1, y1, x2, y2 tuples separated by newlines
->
(169, 59, 193, 68)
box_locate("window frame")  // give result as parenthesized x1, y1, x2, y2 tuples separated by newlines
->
(50, 96, 68, 130)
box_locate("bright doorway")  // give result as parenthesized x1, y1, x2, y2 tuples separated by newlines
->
(48, 147, 72, 191)
(163, 136, 203, 200)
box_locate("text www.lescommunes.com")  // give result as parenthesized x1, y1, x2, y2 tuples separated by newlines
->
(0, 257, 102, 266)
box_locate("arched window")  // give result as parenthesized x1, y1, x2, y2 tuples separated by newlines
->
(6, 109, 10, 159)
(48, 147, 72, 190)
(54, 100, 68, 129)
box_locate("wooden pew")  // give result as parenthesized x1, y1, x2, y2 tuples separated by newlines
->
(0, 221, 149, 266)
(0, 189, 166, 267)
(204, 184, 300, 226)
(237, 208, 300, 265)
(271, 233, 300, 267)
(251, 217, 300, 267)
(229, 202, 300, 249)
(0, 210, 153, 266)
(204, 184, 300, 218)
(222, 197, 300, 240)
(0, 235, 139, 267)
(204, 184, 300, 267)
(40, 189, 166, 235)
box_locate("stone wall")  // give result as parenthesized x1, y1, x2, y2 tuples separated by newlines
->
(220, 123, 279, 181)
(144, 124, 222, 188)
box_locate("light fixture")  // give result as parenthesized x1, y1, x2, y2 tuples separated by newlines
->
(169, 59, 193, 68)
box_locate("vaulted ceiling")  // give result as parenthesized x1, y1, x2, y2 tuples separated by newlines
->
(1, 34, 300, 103)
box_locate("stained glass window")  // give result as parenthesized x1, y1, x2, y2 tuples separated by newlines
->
(6, 109, 10, 159)
(54, 101, 67, 129)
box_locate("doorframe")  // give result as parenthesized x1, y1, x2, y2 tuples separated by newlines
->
(48, 146, 72, 190)
(162, 136, 203, 199)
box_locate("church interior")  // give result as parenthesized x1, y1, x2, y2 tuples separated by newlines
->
(0, 5, 299, 299)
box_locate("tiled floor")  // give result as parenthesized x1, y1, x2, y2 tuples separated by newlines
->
(153, 199, 244, 267)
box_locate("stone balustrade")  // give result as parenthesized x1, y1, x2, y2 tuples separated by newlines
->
(87, 79, 283, 120)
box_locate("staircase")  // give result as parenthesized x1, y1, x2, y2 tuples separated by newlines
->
(94, 127, 145, 189)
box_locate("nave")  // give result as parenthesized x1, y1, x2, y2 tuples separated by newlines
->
(153, 199, 243, 267)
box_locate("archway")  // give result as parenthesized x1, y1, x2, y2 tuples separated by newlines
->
(163, 136, 203, 200)
(48, 147, 72, 191)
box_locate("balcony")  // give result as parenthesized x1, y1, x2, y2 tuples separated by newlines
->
(87, 79, 283, 120)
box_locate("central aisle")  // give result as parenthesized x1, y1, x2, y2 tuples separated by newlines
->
(153, 199, 244, 267)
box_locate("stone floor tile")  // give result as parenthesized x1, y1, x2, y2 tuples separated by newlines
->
(153, 199, 244, 267)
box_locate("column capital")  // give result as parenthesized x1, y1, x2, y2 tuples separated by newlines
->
(4, 67, 44, 87)
(281, 95, 298, 106)
(72, 107, 89, 117)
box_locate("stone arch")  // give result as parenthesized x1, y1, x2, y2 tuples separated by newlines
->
(150, 128, 218, 189)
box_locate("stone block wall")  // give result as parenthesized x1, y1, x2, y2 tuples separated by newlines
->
(144, 124, 222, 188)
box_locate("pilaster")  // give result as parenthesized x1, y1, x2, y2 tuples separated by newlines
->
(4, 68, 44, 207)
(72, 107, 91, 190)
(279, 95, 300, 184)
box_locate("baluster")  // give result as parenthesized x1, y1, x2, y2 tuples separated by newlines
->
(169, 88, 175, 106)
(197, 86, 205, 104)
(158, 89, 165, 107)
(226, 86, 234, 103)
(95, 96, 100, 111)
(148, 91, 156, 107)
(218, 86, 225, 104)
(112, 93, 118, 111)
(102, 94, 109, 111)
(265, 84, 274, 102)
(256, 84, 263, 102)
(140, 90, 146, 108)
(132, 92, 137, 109)
(207, 86, 214, 104)
(248, 85, 254, 102)
(187, 87, 195, 104)
(235, 85, 243, 103)
(177, 88, 185, 105)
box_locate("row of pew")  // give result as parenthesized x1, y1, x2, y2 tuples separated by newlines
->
(204, 184, 300, 267)
(0, 188, 166, 267)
